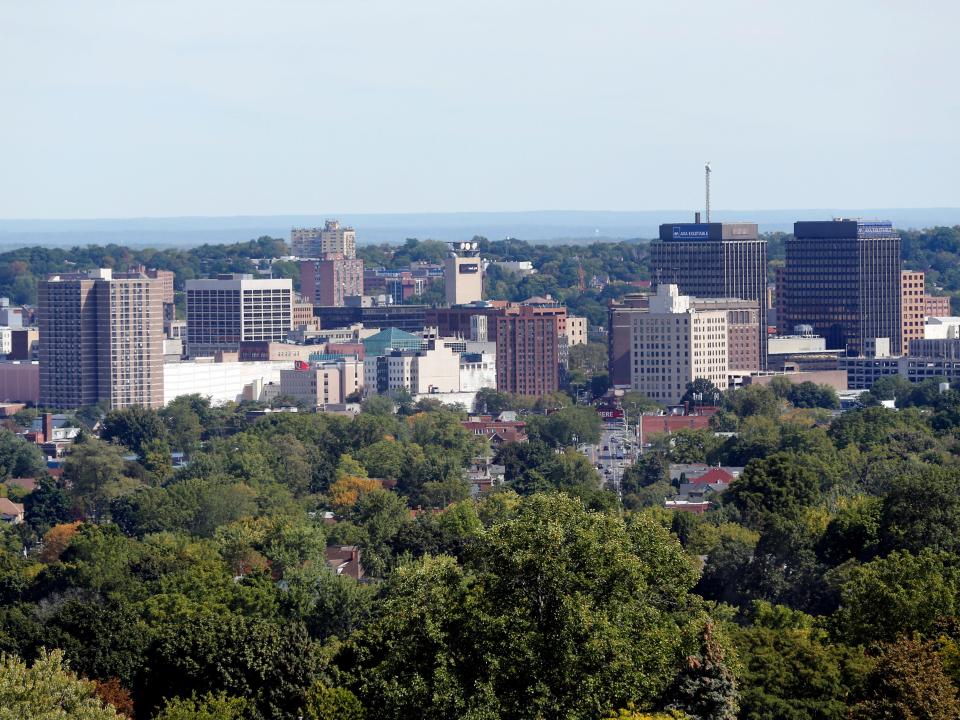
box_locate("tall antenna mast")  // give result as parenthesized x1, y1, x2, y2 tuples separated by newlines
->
(705, 161, 712, 223)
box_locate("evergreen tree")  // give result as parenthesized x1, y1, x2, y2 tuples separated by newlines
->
(665, 623, 738, 720)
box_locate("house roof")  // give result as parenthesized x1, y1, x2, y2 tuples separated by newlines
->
(0, 497, 24, 517)
(4, 477, 37, 493)
(689, 468, 735, 486)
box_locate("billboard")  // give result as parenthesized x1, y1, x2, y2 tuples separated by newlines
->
(459, 263, 480, 274)
(672, 226, 711, 239)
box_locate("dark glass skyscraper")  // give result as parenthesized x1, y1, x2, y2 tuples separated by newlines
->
(651, 222, 768, 367)
(781, 220, 901, 356)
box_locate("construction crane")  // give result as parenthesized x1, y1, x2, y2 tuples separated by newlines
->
(705, 161, 712, 223)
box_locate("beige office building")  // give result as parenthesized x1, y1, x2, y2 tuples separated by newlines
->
(444, 243, 483, 306)
(39, 269, 164, 409)
(291, 220, 357, 259)
(280, 366, 342, 407)
(630, 284, 728, 405)
(901, 270, 925, 355)
(185, 275, 293, 357)
(563, 316, 588, 346)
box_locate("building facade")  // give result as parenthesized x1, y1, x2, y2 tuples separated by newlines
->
(444, 242, 483, 306)
(364, 346, 461, 396)
(926, 294, 952, 317)
(312, 304, 427, 334)
(563, 316, 588, 346)
(608, 292, 759, 387)
(781, 220, 902, 356)
(39, 269, 164, 409)
(300, 255, 364, 307)
(629, 285, 728, 405)
(280, 366, 342, 406)
(185, 275, 293, 357)
(291, 220, 356, 259)
(651, 222, 768, 367)
(495, 305, 563, 395)
(901, 270, 925, 355)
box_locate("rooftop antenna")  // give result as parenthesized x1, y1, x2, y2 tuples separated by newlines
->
(704, 161, 712, 223)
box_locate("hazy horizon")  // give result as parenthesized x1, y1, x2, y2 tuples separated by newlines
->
(2, 207, 958, 248)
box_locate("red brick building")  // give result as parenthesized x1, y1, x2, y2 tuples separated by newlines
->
(495, 304, 566, 395)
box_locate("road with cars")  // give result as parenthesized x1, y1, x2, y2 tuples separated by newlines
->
(581, 417, 638, 499)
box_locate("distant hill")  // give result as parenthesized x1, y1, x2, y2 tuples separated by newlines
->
(1, 208, 958, 248)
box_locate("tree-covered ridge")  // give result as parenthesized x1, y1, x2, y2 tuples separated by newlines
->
(5, 379, 960, 717)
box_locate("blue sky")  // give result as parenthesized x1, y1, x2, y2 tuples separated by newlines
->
(1, 0, 957, 218)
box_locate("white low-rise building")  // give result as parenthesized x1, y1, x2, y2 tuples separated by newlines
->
(924, 316, 960, 340)
(491, 260, 536, 276)
(163, 360, 295, 405)
(459, 352, 497, 392)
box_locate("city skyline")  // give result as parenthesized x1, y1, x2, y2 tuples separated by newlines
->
(2, 1, 958, 218)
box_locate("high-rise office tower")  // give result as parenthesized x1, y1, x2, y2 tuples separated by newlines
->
(291, 220, 356, 259)
(495, 304, 565, 395)
(185, 275, 293, 357)
(781, 220, 901, 356)
(300, 254, 364, 307)
(39, 269, 164, 409)
(444, 241, 483, 306)
(651, 222, 768, 367)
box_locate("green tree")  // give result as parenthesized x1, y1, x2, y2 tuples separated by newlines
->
(63, 437, 138, 522)
(338, 493, 703, 720)
(878, 465, 960, 556)
(0, 649, 121, 719)
(621, 454, 668, 495)
(731, 602, 865, 720)
(525, 405, 602, 447)
(154, 692, 250, 720)
(140, 438, 173, 486)
(24, 475, 72, 533)
(568, 342, 609, 376)
(360, 395, 395, 416)
(160, 397, 204, 455)
(664, 623, 738, 720)
(681, 379, 722, 407)
(832, 549, 960, 645)
(0, 429, 45, 479)
(724, 385, 780, 420)
(302, 683, 365, 720)
(787, 382, 840, 410)
(100, 406, 168, 456)
(146, 612, 320, 720)
(723, 453, 819, 530)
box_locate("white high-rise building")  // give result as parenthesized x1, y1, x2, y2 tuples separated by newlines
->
(185, 275, 293, 357)
(629, 284, 728, 405)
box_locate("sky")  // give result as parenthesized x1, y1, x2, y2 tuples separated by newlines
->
(1, 0, 958, 218)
